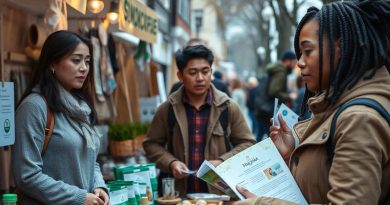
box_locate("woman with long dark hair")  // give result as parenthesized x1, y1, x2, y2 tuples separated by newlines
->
(12, 30, 109, 205)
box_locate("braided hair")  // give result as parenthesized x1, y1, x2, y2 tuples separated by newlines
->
(294, 0, 390, 119)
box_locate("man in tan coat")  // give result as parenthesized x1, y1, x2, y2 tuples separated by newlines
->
(143, 45, 255, 196)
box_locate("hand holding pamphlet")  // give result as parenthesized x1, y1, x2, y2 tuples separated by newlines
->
(181, 169, 197, 175)
(273, 98, 299, 130)
(196, 138, 308, 205)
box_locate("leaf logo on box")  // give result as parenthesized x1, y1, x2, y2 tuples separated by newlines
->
(4, 119, 10, 133)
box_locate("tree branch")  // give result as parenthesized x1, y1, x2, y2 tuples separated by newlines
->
(277, 0, 298, 26)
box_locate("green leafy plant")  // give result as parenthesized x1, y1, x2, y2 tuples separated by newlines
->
(108, 122, 150, 141)
(108, 123, 133, 141)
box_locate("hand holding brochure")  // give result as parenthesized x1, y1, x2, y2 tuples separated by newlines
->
(196, 138, 308, 205)
(273, 98, 299, 130)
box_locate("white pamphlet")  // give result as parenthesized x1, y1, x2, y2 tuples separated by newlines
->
(273, 98, 279, 126)
(276, 103, 299, 130)
(197, 138, 308, 205)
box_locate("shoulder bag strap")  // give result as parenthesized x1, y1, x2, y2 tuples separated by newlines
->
(40, 95, 55, 156)
(328, 98, 390, 164)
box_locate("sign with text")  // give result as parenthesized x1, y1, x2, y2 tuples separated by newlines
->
(119, 0, 158, 43)
(0, 82, 15, 146)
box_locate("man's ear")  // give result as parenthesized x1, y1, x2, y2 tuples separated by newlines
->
(177, 71, 183, 82)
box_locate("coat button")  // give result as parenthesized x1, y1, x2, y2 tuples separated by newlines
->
(322, 132, 328, 139)
(294, 156, 299, 165)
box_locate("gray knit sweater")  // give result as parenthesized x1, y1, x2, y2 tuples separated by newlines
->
(12, 93, 106, 205)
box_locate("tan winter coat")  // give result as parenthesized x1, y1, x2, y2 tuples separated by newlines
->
(255, 66, 390, 205)
(143, 85, 256, 196)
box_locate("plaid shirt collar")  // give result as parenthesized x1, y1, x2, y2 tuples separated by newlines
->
(182, 89, 213, 107)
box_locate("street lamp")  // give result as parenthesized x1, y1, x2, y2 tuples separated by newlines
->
(261, 3, 273, 22)
(87, 0, 105, 14)
(107, 0, 119, 24)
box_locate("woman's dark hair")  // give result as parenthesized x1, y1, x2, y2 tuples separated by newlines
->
(175, 45, 214, 72)
(18, 30, 97, 124)
(294, 0, 390, 119)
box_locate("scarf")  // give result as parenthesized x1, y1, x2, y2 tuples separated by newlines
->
(57, 85, 101, 149)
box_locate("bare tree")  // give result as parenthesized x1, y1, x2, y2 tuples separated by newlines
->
(270, 0, 306, 57)
(219, 0, 307, 69)
(322, 0, 338, 4)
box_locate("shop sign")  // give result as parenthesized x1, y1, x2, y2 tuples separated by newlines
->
(119, 0, 158, 43)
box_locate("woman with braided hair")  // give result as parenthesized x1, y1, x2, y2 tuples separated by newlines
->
(231, 1, 390, 204)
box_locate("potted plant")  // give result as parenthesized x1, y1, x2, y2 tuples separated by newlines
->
(132, 122, 150, 153)
(108, 123, 135, 157)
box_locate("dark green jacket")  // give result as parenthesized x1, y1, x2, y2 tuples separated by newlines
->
(266, 62, 290, 102)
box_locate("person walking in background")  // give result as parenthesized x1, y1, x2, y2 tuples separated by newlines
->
(230, 79, 252, 132)
(267, 50, 297, 105)
(246, 77, 260, 139)
(254, 51, 297, 141)
(12, 31, 109, 205)
(233, 1, 390, 204)
(143, 45, 255, 196)
(292, 76, 311, 120)
(212, 70, 230, 97)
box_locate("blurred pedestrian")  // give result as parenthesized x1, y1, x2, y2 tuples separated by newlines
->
(230, 79, 252, 132)
(246, 77, 260, 138)
(233, 1, 390, 204)
(12, 31, 109, 205)
(292, 76, 311, 120)
(266, 50, 297, 105)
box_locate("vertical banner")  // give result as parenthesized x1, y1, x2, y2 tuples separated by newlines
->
(119, 0, 158, 43)
(0, 82, 15, 147)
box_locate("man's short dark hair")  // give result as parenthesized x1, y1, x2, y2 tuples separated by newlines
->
(175, 45, 214, 72)
(280, 50, 296, 61)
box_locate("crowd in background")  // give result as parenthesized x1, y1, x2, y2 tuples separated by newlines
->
(192, 51, 307, 142)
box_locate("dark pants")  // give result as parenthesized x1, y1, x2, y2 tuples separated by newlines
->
(257, 112, 272, 142)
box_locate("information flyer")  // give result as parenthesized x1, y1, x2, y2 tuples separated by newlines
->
(0, 82, 15, 146)
(197, 138, 308, 204)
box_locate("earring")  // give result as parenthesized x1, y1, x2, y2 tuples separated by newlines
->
(51, 68, 55, 74)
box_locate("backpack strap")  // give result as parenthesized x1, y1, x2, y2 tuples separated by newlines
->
(219, 105, 231, 152)
(328, 98, 390, 164)
(40, 95, 55, 156)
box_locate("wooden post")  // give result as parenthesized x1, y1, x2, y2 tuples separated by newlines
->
(0, 12, 4, 84)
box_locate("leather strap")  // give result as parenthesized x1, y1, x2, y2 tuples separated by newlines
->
(40, 96, 54, 156)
